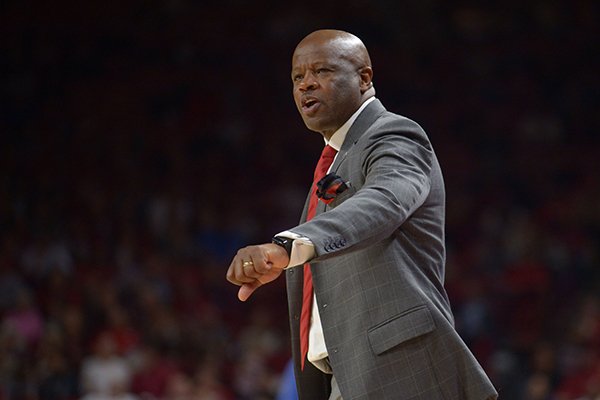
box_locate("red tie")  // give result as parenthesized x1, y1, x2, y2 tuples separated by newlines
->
(300, 144, 337, 370)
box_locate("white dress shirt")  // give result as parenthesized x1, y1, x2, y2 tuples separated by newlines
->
(278, 97, 376, 371)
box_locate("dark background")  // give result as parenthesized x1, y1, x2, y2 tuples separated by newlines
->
(1, 1, 599, 399)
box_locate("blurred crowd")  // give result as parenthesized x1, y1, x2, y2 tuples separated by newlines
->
(1, 1, 599, 399)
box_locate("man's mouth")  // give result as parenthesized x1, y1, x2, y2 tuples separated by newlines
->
(301, 97, 320, 115)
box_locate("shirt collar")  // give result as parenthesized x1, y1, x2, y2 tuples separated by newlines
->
(326, 97, 376, 151)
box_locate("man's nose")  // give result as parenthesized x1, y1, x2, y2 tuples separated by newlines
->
(298, 73, 318, 91)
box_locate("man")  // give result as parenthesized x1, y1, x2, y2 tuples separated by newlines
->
(227, 29, 498, 400)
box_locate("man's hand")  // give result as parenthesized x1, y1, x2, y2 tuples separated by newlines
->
(226, 243, 290, 301)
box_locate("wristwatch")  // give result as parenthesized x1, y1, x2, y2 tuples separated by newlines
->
(272, 236, 293, 258)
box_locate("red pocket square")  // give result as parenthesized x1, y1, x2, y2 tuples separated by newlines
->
(316, 173, 350, 204)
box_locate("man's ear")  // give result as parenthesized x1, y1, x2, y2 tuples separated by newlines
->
(358, 66, 373, 93)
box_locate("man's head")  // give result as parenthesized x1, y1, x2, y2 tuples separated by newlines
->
(291, 30, 375, 139)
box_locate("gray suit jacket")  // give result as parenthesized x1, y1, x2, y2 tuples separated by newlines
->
(285, 99, 498, 400)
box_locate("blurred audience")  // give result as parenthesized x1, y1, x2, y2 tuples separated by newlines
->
(1, 1, 598, 399)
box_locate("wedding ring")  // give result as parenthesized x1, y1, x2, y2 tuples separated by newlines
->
(242, 260, 254, 268)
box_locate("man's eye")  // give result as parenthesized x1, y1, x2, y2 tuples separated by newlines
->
(293, 74, 303, 82)
(316, 68, 330, 74)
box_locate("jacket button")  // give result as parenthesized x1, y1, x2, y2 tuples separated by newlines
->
(322, 303, 328, 308)
(294, 314, 299, 320)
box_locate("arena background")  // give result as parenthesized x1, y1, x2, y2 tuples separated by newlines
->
(1, 1, 599, 399)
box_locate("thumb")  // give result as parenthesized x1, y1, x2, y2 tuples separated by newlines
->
(238, 281, 263, 302)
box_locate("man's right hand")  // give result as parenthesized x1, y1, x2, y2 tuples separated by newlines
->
(226, 243, 290, 301)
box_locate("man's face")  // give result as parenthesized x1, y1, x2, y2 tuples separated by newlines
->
(291, 40, 364, 138)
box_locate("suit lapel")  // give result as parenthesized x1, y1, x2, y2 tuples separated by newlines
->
(330, 99, 386, 173)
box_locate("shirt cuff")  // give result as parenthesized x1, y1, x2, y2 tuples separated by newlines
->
(276, 230, 315, 268)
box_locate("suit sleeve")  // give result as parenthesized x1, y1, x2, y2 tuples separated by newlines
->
(288, 118, 433, 261)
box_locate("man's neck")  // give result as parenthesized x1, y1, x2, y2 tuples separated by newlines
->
(324, 96, 376, 151)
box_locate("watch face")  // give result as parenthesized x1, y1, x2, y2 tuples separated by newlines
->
(273, 236, 292, 255)
(273, 237, 286, 246)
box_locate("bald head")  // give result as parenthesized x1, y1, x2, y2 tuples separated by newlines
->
(291, 30, 375, 139)
(294, 30, 372, 72)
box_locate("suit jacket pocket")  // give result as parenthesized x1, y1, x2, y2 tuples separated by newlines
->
(326, 184, 356, 209)
(367, 305, 435, 355)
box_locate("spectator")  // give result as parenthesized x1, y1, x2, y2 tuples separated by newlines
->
(80, 332, 133, 397)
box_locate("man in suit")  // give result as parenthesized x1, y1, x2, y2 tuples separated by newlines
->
(227, 29, 498, 400)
